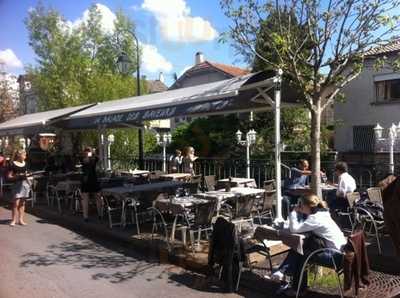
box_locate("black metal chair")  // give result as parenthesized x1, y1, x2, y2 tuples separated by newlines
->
(188, 199, 218, 252)
(204, 175, 216, 191)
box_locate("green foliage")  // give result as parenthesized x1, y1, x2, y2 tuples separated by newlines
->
(25, 3, 149, 157)
(169, 115, 240, 158)
(25, 3, 142, 110)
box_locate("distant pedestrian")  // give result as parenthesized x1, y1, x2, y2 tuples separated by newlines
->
(7, 149, 31, 226)
(169, 149, 182, 173)
(182, 146, 198, 175)
(80, 147, 103, 222)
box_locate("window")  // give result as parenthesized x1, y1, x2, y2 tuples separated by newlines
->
(375, 79, 400, 101)
(353, 125, 374, 152)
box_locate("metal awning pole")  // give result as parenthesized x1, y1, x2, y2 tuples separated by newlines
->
(274, 70, 283, 222)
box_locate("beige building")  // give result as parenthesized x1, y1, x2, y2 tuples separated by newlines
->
(335, 40, 400, 153)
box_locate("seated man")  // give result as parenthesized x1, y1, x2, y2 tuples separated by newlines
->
(327, 161, 356, 211)
(282, 159, 311, 218)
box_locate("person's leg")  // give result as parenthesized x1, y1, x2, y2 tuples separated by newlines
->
(285, 252, 308, 292)
(17, 199, 27, 225)
(95, 192, 103, 218)
(81, 192, 89, 220)
(282, 196, 291, 219)
(10, 199, 19, 225)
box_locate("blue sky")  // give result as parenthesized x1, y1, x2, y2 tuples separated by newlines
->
(0, 0, 245, 86)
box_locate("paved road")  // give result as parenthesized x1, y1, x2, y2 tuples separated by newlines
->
(0, 207, 264, 298)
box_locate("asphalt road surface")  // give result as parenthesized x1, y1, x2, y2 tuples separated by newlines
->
(0, 207, 265, 298)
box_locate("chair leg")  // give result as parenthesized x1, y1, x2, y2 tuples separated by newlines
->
(197, 227, 201, 246)
(236, 262, 243, 292)
(257, 210, 262, 225)
(107, 207, 113, 229)
(134, 205, 140, 235)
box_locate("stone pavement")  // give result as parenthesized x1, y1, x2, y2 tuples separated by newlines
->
(0, 206, 267, 298)
(1, 200, 400, 298)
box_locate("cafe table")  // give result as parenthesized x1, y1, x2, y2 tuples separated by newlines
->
(195, 187, 265, 214)
(160, 173, 192, 181)
(119, 170, 150, 177)
(217, 177, 257, 189)
(254, 224, 306, 255)
(286, 183, 337, 200)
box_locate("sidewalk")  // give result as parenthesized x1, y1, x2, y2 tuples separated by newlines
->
(3, 199, 400, 298)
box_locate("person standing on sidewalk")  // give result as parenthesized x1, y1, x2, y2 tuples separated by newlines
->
(7, 149, 31, 226)
(80, 147, 103, 222)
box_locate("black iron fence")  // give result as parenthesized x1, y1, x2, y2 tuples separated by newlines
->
(109, 156, 395, 190)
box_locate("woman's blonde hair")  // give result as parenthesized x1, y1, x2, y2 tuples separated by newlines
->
(300, 194, 327, 211)
(13, 149, 26, 161)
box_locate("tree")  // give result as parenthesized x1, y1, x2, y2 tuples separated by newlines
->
(221, 0, 400, 195)
(25, 4, 144, 110)
(25, 4, 150, 159)
(0, 66, 18, 122)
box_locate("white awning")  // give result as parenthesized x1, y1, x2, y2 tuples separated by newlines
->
(0, 104, 95, 136)
(58, 71, 300, 129)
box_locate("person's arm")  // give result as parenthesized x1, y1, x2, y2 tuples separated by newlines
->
(336, 177, 346, 198)
(289, 211, 320, 233)
(291, 167, 311, 176)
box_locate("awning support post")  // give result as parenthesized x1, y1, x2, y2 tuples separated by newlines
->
(274, 69, 284, 222)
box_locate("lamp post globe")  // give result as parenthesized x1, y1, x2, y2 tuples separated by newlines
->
(236, 130, 242, 143)
(374, 123, 383, 140)
(116, 52, 131, 74)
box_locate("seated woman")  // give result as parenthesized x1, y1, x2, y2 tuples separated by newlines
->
(271, 194, 347, 296)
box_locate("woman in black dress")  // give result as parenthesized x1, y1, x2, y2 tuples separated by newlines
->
(7, 149, 31, 226)
(80, 147, 103, 222)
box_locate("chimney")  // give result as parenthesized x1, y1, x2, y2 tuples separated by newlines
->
(158, 72, 164, 83)
(195, 52, 205, 64)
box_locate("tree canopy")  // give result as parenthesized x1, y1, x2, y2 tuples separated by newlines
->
(221, 0, 400, 195)
(25, 3, 146, 110)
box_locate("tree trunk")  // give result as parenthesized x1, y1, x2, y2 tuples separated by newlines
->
(310, 100, 322, 198)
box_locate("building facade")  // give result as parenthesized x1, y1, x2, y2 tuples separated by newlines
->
(335, 41, 400, 154)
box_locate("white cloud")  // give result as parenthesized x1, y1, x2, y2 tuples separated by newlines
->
(0, 49, 23, 69)
(141, 0, 218, 42)
(141, 43, 173, 73)
(71, 3, 116, 34)
(65, 3, 173, 74)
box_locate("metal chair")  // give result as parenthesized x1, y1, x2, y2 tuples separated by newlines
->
(263, 179, 275, 191)
(336, 192, 361, 230)
(188, 200, 218, 252)
(354, 205, 383, 254)
(204, 175, 216, 191)
(296, 247, 345, 298)
(367, 187, 383, 204)
(122, 196, 141, 235)
(255, 190, 275, 224)
(103, 194, 124, 229)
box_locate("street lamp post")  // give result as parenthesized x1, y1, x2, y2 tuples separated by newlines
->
(107, 134, 115, 170)
(236, 129, 257, 178)
(116, 30, 144, 170)
(156, 132, 172, 173)
(374, 122, 400, 174)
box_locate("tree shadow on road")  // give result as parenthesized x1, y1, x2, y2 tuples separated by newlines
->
(19, 235, 166, 284)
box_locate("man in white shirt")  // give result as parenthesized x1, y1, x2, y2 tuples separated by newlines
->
(328, 161, 356, 211)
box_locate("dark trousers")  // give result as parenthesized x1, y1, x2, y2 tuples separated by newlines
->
(279, 249, 343, 291)
(326, 193, 350, 211)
